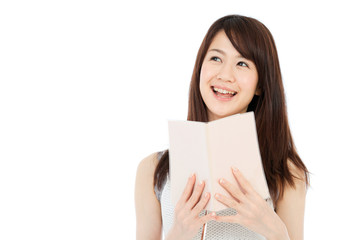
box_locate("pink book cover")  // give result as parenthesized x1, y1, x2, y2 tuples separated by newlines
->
(168, 112, 271, 212)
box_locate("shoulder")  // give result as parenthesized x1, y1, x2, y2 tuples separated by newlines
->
(275, 158, 307, 240)
(135, 151, 162, 193)
(136, 152, 160, 176)
(135, 152, 163, 239)
(287, 159, 306, 183)
(279, 158, 307, 200)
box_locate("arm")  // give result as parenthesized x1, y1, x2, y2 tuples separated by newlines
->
(275, 160, 307, 240)
(135, 152, 162, 240)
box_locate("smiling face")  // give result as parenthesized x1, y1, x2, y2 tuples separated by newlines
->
(199, 30, 260, 121)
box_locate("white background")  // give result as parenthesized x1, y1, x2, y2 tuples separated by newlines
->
(1, 0, 359, 239)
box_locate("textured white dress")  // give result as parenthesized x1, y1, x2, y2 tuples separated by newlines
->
(155, 151, 275, 240)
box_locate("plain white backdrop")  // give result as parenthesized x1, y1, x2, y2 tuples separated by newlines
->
(1, 0, 359, 239)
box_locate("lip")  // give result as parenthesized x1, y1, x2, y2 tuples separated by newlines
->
(211, 87, 236, 102)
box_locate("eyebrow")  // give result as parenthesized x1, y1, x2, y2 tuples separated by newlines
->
(208, 48, 244, 58)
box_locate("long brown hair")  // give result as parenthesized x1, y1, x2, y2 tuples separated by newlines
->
(154, 14, 310, 208)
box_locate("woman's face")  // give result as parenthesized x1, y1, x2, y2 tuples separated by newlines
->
(199, 30, 260, 121)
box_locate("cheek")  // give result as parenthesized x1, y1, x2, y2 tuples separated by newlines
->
(200, 63, 215, 83)
(236, 73, 258, 91)
(199, 65, 212, 92)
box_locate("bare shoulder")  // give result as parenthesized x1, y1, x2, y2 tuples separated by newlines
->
(136, 152, 159, 176)
(275, 159, 307, 240)
(135, 151, 160, 202)
(135, 151, 162, 240)
(278, 158, 307, 202)
(287, 159, 306, 183)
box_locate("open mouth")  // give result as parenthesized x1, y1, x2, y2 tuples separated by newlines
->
(211, 86, 237, 98)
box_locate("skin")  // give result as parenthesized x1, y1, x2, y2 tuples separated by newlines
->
(199, 30, 261, 121)
(135, 30, 307, 240)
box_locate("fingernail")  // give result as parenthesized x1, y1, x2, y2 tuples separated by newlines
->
(204, 192, 209, 198)
(232, 166, 239, 172)
(189, 173, 195, 179)
(198, 181, 204, 186)
(211, 212, 216, 217)
(219, 178, 225, 184)
(215, 193, 221, 199)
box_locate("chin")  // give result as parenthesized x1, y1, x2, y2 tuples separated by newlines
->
(208, 111, 235, 121)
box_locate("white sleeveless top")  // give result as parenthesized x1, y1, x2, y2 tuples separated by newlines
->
(155, 151, 275, 240)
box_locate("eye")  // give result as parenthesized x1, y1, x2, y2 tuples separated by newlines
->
(210, 56, 221, 62)
(237, 61, 248, 67)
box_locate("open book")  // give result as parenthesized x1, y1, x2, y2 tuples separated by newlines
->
(168, 112, 271, 212)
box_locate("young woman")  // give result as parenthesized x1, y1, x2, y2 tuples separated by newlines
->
(135, 14, 310, 240)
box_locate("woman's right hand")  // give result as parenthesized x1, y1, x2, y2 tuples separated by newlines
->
(165, 174, 216, 240)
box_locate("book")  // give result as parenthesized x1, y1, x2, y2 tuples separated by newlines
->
(168, 112, 271, 212)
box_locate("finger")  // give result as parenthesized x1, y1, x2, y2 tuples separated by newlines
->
(187, 180, 205, 209)
(178, 173, 196, 205)
(197, 211, 217, 227)
(214, 193, 242, 212)
(214, 215, 240, 224)
(218, 178, 246, 203)
(231, 167, 257, 196)
(192, 191, 210, 216)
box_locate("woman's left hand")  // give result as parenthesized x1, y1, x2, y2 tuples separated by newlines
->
(214, 167, 290, 240)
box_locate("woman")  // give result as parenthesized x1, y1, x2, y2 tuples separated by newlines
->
(135, 14, 310, 240)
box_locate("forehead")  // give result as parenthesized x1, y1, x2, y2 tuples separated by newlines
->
(207, 30, 242, 57)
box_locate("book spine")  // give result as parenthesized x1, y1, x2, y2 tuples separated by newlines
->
(205, 124, 214, 210)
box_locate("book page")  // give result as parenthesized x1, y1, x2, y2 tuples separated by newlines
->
(208, 112, 270, 212)
(168, 120, 212, 208)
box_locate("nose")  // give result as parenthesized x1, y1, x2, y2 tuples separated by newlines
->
(217, 62, 235, 82)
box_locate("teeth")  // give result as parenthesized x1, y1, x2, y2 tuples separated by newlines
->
(213, 87, 236, 95)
